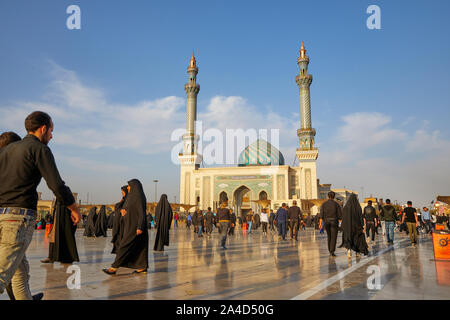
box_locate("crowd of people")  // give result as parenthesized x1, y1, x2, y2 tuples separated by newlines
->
(0, 111, 448, 300)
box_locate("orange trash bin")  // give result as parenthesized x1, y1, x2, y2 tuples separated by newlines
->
(45, 223, 53, 238)
(432, 230, 450, 261)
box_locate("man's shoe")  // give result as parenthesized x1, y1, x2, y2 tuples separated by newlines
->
(222, 246, 227, 250)
(330, 253, 336, 257)
(40, 258, 52, 264)
(347, 250, 352, 258)
(32, 292, 44, 300)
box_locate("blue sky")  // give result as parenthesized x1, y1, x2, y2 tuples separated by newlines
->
(0, 0, 449, 207)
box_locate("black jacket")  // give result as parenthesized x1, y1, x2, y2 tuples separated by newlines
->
(0, 134, 74, 210)
(319, 199, 342, 221)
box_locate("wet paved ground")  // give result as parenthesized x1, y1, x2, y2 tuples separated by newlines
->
(2, 225, 449, 300)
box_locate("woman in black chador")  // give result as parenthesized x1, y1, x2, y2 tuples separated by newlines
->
(103, 179, 148, 275)
(339, 193, 368, 258)
(153, 194, 173, 252)
(111, 186, 128, 254)
(83, 206, 97, 237)
(95, 205, 108, 237)
(42, 199, 80, 264)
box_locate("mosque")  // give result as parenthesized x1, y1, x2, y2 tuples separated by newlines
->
(178, 43, 334, 218)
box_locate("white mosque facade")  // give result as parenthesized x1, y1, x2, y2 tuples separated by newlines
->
(178, 44, 331, 217)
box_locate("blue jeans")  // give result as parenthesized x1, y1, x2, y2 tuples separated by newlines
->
(198, 225, 203, 236)
(385, 221, 395, 242)
(277, 221, 287, 239)
(248, 221, 252, 233)
(219, 222, 230, 247)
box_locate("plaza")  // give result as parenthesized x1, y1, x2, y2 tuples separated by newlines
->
(4, 226, 448, 300)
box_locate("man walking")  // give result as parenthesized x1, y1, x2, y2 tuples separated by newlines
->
(381, 199, 397, 245)
(275, 204, 288, 240)
(195, 209, 204, 238)
(363, 200, 378, 243)
(402, 201, 419, 247)
(217, 202, 231, 249)
(319, 191, 342, 257)
(0, 111, 81, 300)
(421, 207, 432, 235)
(269, 209, 275, 232)
(205, 207, 214, 237)
(247, 210, 254, 234)
(288, 200, 302, 241)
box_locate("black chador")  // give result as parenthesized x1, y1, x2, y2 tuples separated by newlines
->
(84, 206, 97, 237)
(111, 186, 128, 254)
(107, 211, 114, 229)
(95, 205, 108, 237)
(154, 194, 173, 252)
(46, 199, 80, 263)
(109, 179, 148, 272)
(339, 193, 368, 255)
(205, 210, 214, 235)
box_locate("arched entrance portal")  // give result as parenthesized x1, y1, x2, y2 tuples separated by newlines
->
(233, 186, 252, 220)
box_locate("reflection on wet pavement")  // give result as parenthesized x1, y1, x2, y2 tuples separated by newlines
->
(2, 227, 448, 300)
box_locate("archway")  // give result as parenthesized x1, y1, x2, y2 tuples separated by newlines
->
(233, 186, 252, 220)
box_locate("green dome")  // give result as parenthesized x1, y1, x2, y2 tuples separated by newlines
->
(238, 139, 285, 166)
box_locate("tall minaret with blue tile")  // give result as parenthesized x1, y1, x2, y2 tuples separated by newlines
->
(296, 42, 318, 162)
(179, 52, 202, 209)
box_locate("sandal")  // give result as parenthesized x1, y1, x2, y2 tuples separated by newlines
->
(133, 269, 147, 274)
(102, 268, 117, 275)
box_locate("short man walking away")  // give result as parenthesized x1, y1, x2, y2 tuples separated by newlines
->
(0, 111, 81, 300)
(402, 201, 419, 247)
(205, 207, 214, 237)
(275, 204, 288, 240)
(421, 207, 432, 236)
(319, 191, 342, 257)
(288, 200, 302, 241)
(217, 202, 231, 249)
(381, 199, 397, 245)
(363, 200, 378, 244)
(269, 209, 275, 232)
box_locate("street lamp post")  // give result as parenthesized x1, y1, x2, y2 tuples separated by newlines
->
(153, 180, 158, 202)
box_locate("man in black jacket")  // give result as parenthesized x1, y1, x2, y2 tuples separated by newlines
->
(0, 111, 81, 300)
(363, 200, 378, 243)
(381, 199, 397, 245)
(319, 191, 342, 257)
(288, 200, 302, 241)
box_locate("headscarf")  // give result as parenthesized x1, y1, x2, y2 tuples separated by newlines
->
(153, 194, 173, 251)
(340, 193, 368, 254)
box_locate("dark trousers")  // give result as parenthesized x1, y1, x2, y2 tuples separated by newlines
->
(269, 220, 275, 231)
(262, 222, 268, 233)
(219, 222, 230, 247)
(324, 220, 338, 254)
(289, 220, 299, 239)
(366, 222, 376, 241)
(228, 224, 235, 235)
(277, 221, 287, 239)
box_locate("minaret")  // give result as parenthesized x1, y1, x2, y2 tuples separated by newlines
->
(183, 51, 201, 156)
(296, 42, 318, 162)
(179, 52, 202, 208)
